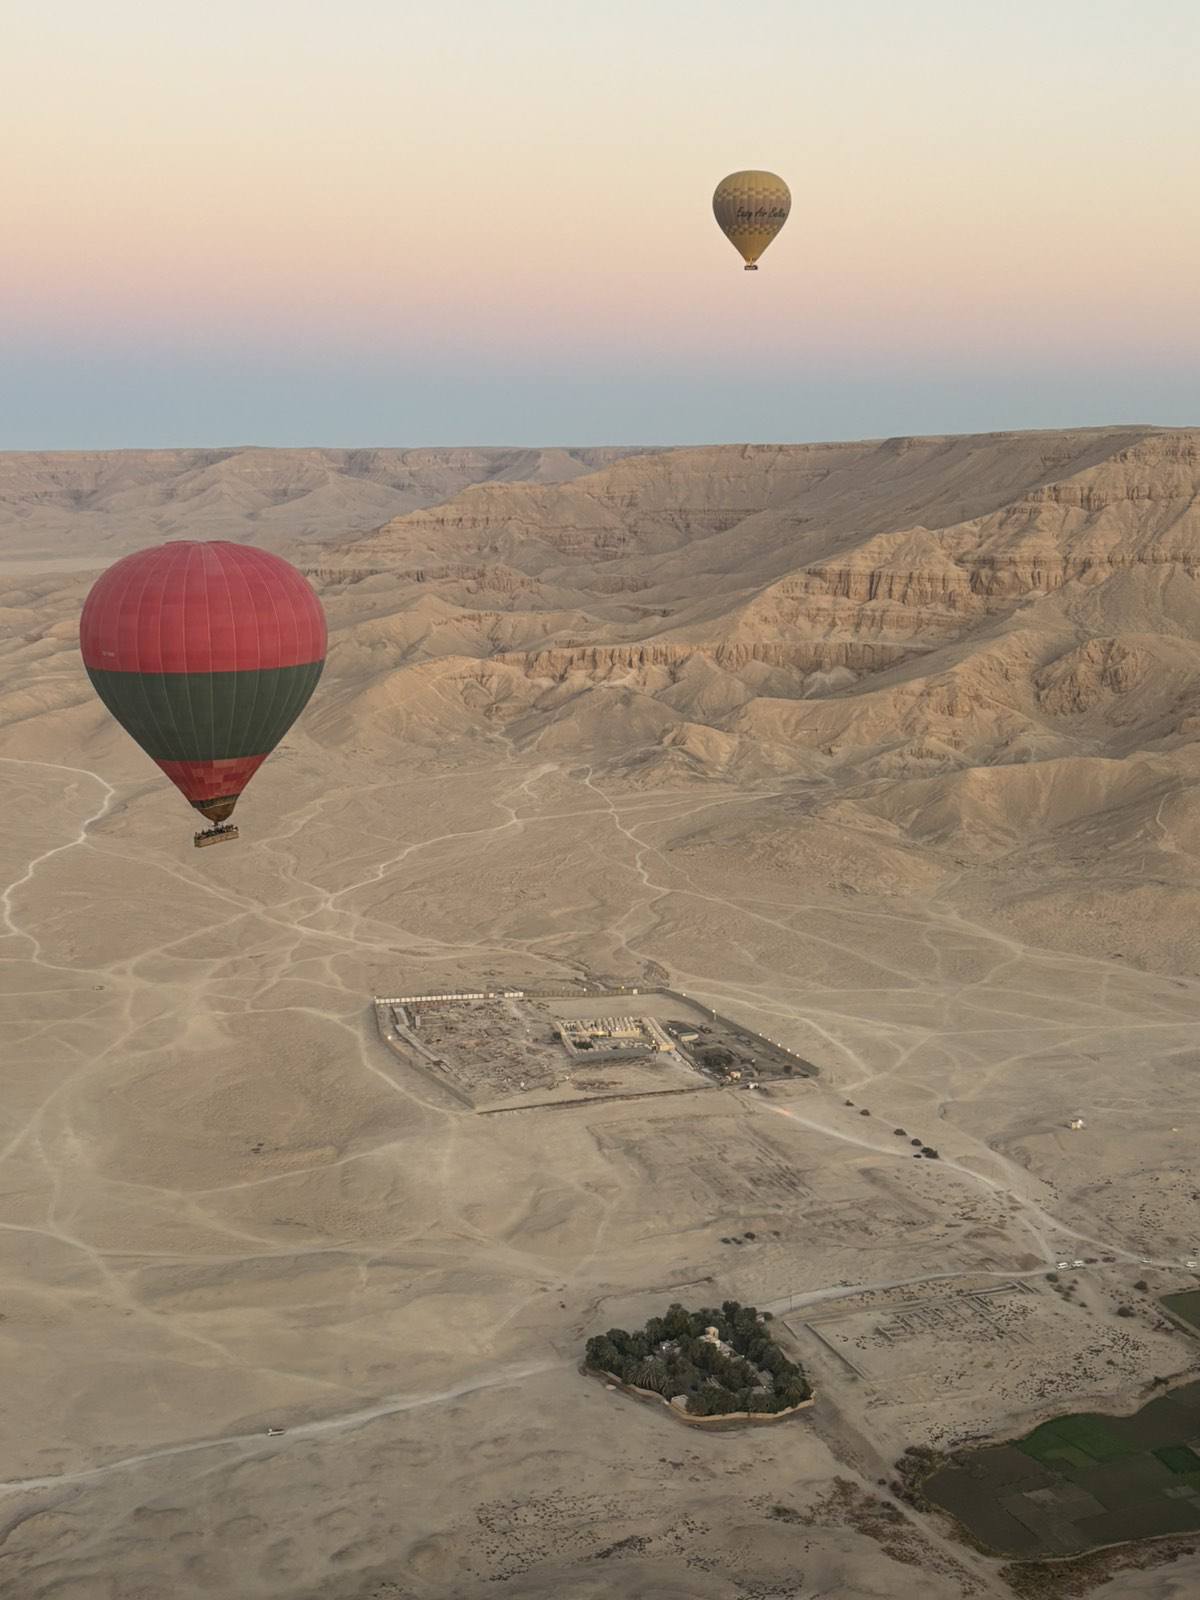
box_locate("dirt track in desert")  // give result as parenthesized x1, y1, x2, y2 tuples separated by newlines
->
(3, 431, 1200, 1598)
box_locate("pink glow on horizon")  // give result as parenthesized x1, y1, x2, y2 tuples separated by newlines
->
(12, 127, 1200, 371)
(5, 1, 1200, 388)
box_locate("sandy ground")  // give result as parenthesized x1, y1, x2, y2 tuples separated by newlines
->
(2, 743, 1199, 1598)
(4, 431, 1200, 1597)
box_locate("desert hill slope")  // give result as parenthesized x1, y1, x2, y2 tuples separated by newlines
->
(6, 425, 1200, 799)
(4, 425, 1200, 979)
(4, 427, 1200, 1597)
(11, 424, 1197, 759)
(304, 426, 1200, 778)
(0, 444, 650, 565)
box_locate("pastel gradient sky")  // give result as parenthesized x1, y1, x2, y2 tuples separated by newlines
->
(4, 0, 1198, 447)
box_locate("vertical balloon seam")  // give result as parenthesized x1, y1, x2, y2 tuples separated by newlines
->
(253, 549, 285, 784)
(182, 543, 207, 769)
(135, 549, 179, 768)
(202, 545, 222, 772)
(265, 551, 294, 771)
(197, 545, 216, 773)
(230, 548, 259, 798)
(283, 561, 316, 736)
(223, 548, 242, 782)
(181, 544, 202, 770)
(217, 546, 242, 783)
(220, 549, 247, 806)
(277, 658, 321, 763)
(150, 546, 180, 755)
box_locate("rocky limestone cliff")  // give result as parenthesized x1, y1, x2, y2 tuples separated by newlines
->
(502, 639, 918, 680)
(287, 428, 1200, 773)
(8, 426, 1200, 787)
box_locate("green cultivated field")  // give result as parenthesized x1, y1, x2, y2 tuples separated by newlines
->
(1161, 1288, 1200, 1337)
(924, 1381, 1200, 1558)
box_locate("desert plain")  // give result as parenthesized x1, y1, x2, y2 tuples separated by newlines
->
(1, 428, 1200, 1598)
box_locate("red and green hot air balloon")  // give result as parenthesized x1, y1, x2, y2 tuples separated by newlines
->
(80, 541, 326, 846)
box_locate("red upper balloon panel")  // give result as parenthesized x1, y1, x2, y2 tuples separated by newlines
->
(80, 540, 326, 676)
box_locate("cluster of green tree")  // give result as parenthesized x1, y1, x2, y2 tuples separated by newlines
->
(585, 1300, 811, 1417)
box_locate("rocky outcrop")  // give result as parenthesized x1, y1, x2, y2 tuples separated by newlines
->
(332, 428, 1172, 573)
(1035, 639, 1143, 713)
(769, 539, 1200, 615)
(22, 425, 1200, 781)
(307, 563, 545, 594)
(503, 639, 917, 680)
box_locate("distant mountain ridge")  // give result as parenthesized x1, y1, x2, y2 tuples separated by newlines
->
(0, 444, 654, 562)
(3, 424, 1199, 970)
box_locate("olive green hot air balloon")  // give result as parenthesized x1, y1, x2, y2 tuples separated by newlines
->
(712, 170, 791, 270)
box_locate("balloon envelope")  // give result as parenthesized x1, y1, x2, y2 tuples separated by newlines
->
(80, 541, 327, 825)
(712, 170, 791, 269)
